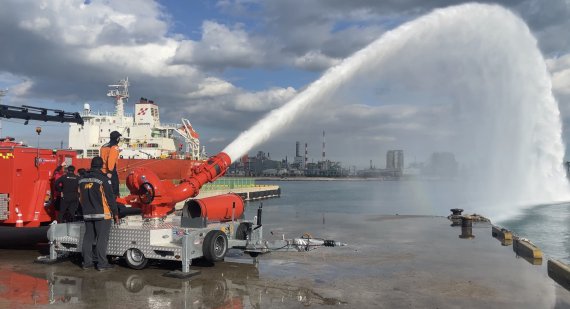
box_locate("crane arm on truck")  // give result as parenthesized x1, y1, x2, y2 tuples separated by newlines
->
(0, 104, 84, 125)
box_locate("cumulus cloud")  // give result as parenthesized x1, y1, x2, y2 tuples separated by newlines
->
(294, 51, 341, 71)
(10, 79, 34, 97)
(186, 77, 237, 99)
(173, 21, 267, 70)
(234, 87, 296, 111)
(547, 54, 570, 95)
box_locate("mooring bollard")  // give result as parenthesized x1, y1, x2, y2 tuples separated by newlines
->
(461, 215, 473, 228)
(450, 208, 464, 216)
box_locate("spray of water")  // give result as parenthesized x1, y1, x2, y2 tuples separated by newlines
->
(223, 3, 570, 217)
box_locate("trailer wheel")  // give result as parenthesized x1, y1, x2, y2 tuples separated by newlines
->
(124, 248, 148, 270)
(203, 230, 228, 262)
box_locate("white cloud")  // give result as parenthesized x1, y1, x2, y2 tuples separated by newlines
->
(547, 54, 570, 95)
(186, 77, 237, 99)
(294, 51, 340, 71)
(10, 80, 33, 96)
(173, 21, 266, 69)
(234, 87, 297, 111)
(19, 17, 51, 31)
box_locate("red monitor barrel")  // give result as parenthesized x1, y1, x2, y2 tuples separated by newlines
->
(184, 194, 244, 222)
(123, 152, 233, 219)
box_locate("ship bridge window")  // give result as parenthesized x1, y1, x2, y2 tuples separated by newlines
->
(86, 149, 99, 157)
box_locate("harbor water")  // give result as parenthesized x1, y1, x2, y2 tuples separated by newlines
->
(252, 179, 570, 264)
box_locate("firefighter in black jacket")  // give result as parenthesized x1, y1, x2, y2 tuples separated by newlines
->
(54, 165, 80, 223)
(79, 156, 120, 271)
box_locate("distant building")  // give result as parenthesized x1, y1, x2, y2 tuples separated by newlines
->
(386, 150, 404, 170)
(293, 141, 305, 168)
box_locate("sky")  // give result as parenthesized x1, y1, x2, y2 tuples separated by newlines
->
(1, 0, 570, 168)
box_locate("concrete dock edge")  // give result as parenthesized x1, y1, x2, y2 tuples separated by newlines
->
(513, 237, 542, 260)
(548, 259, 570, 290)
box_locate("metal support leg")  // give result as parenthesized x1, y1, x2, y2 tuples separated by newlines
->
(162, 233, 201, 279)
(182, 234, 190, 273)
(49, 226, 57, 260)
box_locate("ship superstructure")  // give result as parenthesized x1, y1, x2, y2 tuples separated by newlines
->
(69, 78, 203, 160)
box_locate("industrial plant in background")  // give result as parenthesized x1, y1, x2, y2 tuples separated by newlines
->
(228, 131, 349, 177)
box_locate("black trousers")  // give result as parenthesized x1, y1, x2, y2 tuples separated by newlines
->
(111, 169, 120, 197)
(58, 198, 79, 222)
(82, 219, 112, 268)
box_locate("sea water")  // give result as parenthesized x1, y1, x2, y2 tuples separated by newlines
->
(244, 180, 570, 264)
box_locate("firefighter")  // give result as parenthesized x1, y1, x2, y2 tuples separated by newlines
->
(52, 163, 67, 213)
(79, 156, 120, 271)
(54, 165, 80, 222)
(100, 131, 122, 197)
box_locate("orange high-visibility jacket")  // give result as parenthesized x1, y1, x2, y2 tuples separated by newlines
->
(100, 144, 120, 173)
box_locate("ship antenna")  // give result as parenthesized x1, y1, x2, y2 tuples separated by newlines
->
(107, 77, 129, 121)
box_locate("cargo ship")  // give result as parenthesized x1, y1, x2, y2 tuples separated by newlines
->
(70, 78, 206, 181)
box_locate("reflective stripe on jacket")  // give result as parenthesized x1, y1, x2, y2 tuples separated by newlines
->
(79, 170, 118, 220)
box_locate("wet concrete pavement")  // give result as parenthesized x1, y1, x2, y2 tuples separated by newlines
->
(1, 213, 569, 308)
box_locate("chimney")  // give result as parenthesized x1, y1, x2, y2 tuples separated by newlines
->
(304, 143, 308, 168)
(322, 130, 326, 161)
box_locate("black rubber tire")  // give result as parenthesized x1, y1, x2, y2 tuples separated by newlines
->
(235, 223, 250, 240)
(124, 248, 149, 270)
(203, 230, 228, 262)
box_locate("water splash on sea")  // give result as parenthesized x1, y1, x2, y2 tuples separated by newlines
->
(223, 3, 570, 218)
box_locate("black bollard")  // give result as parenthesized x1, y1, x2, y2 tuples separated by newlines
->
(450, 208, 464, 216)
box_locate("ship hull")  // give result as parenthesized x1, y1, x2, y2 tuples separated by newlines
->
(74, 158, 203, 182)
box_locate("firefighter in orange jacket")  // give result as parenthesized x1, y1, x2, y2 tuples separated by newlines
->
(100, 131, 121, 197)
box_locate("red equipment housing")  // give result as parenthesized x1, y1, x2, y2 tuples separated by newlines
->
(122, 152, 233, 219)
(0, 140, 76, 227)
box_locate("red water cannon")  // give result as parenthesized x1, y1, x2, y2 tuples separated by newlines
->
(122, 152, 232, 219)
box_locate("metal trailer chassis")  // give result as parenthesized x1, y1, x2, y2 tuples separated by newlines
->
(40, 204, 345, 278)
(42, 215, 270, 278)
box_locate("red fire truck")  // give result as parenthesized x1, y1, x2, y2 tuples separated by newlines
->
(0, 104, 83, 245)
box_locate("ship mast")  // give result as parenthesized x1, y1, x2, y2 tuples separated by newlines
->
(107, 77, 129, 123)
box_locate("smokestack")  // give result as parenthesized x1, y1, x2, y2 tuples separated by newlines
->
(322, 130, 326, 161)
(304, 143, 308, 168)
